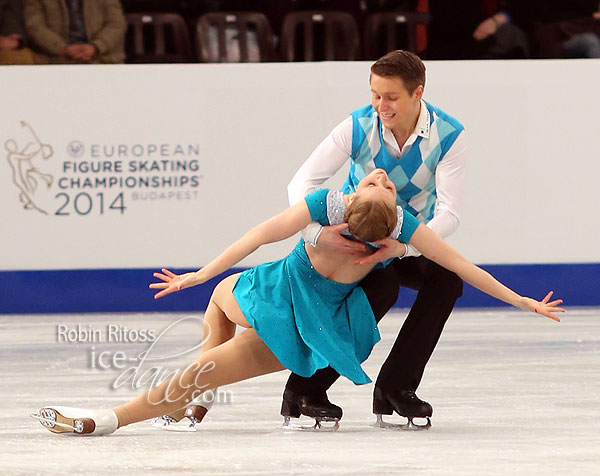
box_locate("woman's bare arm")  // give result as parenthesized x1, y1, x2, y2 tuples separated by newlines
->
(355, 224, 564, 321)
(150, 201, 312, 298)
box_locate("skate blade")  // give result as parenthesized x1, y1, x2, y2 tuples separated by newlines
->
(373, 414, 431, 431)
(30, 408, 94, 434)
(280, 416, 339, 432)
(151, 417, 196, 432)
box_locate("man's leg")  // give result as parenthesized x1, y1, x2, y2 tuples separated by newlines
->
(0, 48, 37, 65)
(373, 256, 463, 420)
(280, 264, 401, 421)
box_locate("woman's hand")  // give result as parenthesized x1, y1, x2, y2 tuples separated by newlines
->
(520, 291, 565, 322)
(149, 268, 198, 299)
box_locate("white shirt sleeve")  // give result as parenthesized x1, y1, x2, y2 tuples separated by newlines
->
(404, 130, 468, 257)
(288, 116, 353, 245)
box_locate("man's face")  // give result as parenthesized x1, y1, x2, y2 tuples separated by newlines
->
(370, 74, 422, 131)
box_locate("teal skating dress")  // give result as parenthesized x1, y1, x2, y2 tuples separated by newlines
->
(232, 189, 419, 385)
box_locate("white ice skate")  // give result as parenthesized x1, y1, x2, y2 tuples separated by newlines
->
(151, 389, 216, 432)
(30, 406, 118, 436)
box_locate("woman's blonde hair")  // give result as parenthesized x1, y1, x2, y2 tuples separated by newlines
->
(344, 195, 397, 242)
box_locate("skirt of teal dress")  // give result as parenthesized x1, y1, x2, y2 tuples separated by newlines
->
(232, 239, 380, 385)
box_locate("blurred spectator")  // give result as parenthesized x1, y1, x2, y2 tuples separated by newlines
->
(24, 0, 126, 63)
(428, 0, 529, 59)
(476, 0, 600, 58)
(0, 0, 39, 63)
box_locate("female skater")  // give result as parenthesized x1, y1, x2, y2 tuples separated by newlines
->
(32, 169, 563, 435)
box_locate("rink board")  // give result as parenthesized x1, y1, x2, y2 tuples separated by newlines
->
(1, 60, 599, 313)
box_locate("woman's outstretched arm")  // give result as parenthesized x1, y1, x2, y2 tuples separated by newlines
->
(356, 224, 565, 321)
(150, 201, 313, 299)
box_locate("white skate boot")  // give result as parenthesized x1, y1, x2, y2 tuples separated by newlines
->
(151, 389, 216, 432)
(31, 406, 118, 436)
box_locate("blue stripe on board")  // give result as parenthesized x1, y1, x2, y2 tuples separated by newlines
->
(0, 268, 244, 314)
(398, 262, 599, 309)
(0, 263, 598, 314)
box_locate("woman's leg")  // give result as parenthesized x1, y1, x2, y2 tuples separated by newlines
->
(115, 329, 284, 427)
(201, 273, 249, 349)
(114, 276, 284, 428)
(161, 273, 248, 421)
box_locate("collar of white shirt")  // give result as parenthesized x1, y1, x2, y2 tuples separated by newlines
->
(381, 99, 430, 157)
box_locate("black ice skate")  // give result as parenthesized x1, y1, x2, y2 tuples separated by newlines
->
(372, 387, 432, 430)
(151, 389, 215, 432)
(280, 389, 342, 432)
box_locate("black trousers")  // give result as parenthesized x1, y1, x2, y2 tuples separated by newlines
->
(284, 256, 463, 397)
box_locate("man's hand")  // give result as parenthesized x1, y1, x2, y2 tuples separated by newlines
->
(62, 43, 97, 62)
(76, 44, 97, 62)
(316, 223, 367, 255)
(353, 238, 406, 266)
(0, 34, 21, 50)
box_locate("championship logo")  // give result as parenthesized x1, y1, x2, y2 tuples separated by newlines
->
(5, 121, 54, 215)
(5, 121, 203, 217)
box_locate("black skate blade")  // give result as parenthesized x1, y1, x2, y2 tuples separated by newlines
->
(373, 414, 431, 431)
(280, 416, 340, 432)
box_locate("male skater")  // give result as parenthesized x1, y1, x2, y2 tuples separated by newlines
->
(282, 50, 467, 429)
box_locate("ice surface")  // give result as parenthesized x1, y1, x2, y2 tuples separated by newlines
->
(1, 309, 599, 475)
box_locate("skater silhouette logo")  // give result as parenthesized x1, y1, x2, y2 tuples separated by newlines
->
(5, 121, 54, 215)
